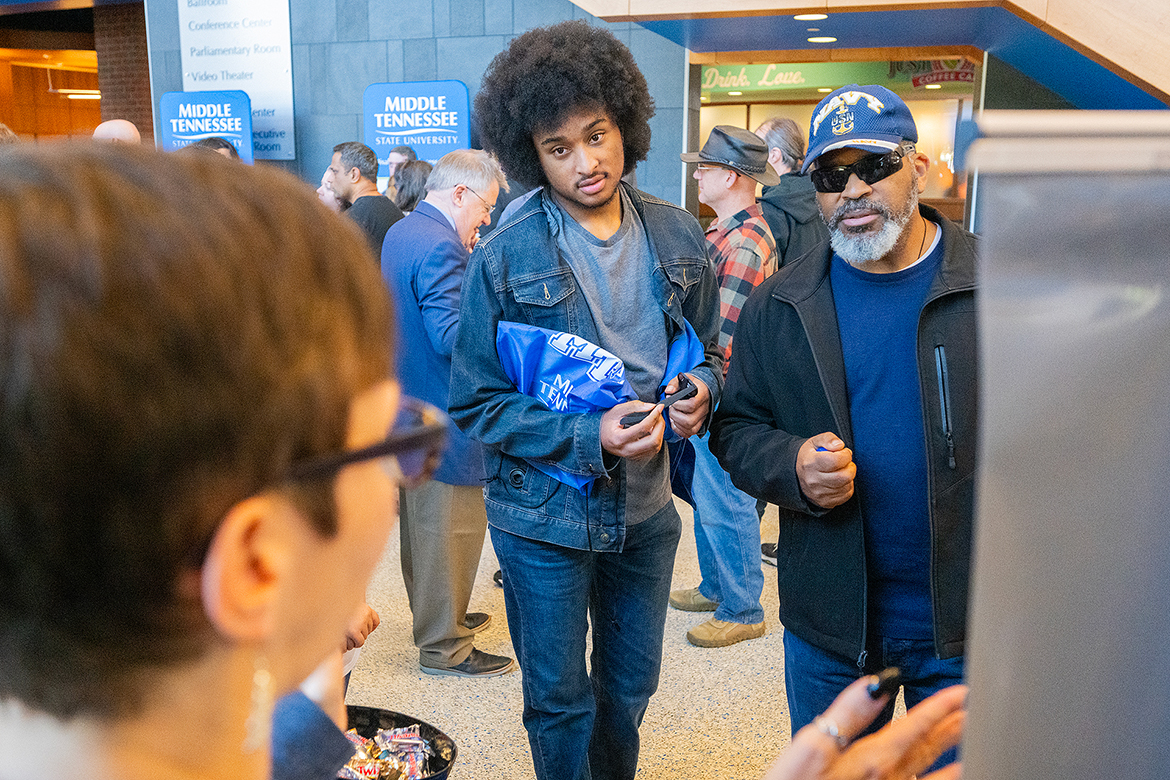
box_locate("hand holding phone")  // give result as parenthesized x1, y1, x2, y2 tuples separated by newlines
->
(619, 374, 696, 428)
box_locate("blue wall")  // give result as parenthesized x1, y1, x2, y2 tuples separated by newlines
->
(143, 0, 690, 204)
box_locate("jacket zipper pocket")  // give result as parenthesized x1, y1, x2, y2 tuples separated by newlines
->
(934, 345, 956, 469)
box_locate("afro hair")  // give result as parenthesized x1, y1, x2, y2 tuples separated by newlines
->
(474, 20, 655, 188)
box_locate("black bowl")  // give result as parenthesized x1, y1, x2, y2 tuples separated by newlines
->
(344, 705, 457, 780)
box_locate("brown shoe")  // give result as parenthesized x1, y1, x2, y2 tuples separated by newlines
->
(668, 587, 718, 612)
(686, 618, 766, 647)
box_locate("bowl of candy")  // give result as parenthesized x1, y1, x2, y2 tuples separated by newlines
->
(341, 706, 457, 780)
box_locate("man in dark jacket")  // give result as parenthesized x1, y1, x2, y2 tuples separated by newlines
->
(754, 116, 829, 269)
(710, 85, 978, 770)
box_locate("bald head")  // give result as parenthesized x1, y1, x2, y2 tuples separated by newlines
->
(93, 120, 141, 144)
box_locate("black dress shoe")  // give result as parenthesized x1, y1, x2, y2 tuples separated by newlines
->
(420, 648, 516, 678)
(462, 612, 491, 633)
(492, 569, 503, 587)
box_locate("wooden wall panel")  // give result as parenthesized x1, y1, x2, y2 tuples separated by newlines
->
(1042, 0, 1170, 99)
(0, 61, 12, 127)
(569, 0, 630, 16)
(7, 64, 101, 140)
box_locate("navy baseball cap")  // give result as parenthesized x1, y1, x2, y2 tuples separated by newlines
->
(802, 84, 918, 174)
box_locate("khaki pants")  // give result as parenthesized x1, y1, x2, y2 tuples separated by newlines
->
(399, 481, 488, 667)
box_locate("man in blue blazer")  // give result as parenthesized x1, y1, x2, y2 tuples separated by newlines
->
(380, 149, 515, 678)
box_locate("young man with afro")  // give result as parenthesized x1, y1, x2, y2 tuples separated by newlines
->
(448, 20, 724, 780)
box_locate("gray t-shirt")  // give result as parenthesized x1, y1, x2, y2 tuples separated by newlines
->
(547, 188, 671, 525)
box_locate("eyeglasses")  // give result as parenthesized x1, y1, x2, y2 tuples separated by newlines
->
(285, 396, 448, 487)
(809, 149, 905, 193)
(464, 186, 495, 218)
(696, 163, 737, 177)
(185, 396, 448, 568)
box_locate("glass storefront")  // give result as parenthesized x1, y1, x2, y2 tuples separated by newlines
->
(697, 59, 977, 202)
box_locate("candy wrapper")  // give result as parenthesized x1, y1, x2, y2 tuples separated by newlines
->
(339, 725, 434, 780)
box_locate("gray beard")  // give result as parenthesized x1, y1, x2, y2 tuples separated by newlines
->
(827, 186, 918, 268)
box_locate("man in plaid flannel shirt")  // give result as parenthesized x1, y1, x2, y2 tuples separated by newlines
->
(668, 126, 779, 647)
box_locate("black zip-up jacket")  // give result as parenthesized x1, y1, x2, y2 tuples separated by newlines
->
(709, 204, 978, 662)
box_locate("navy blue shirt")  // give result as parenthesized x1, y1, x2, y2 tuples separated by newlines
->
(831, 236, 943, 639)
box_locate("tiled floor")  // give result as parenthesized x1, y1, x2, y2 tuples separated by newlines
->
(346, 498, 790, 779)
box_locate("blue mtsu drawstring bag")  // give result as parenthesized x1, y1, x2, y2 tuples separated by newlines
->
(496, 320, 705, 493)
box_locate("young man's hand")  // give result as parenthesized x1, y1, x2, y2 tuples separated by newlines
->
(600, 401, 665, 461)
(664, 373, 710, 439)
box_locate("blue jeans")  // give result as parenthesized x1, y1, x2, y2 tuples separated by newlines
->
(491, 502, 682, 780)
(690, 431, 764, 624)
(783, 630, 965, 770)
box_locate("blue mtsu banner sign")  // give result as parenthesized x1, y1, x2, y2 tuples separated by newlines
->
(158, 90, 255, 164)
(363, 80, 470, 168)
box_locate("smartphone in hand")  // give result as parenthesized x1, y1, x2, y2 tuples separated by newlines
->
(620, 374, 697, 428)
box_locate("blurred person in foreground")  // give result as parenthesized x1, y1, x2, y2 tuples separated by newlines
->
(765, 678, 966, 780)
(0, 143, 442, 780)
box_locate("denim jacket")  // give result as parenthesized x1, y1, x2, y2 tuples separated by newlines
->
(449, 183, 724, 552)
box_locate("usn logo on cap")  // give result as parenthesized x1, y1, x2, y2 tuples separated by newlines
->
(812, 90, 887, 137)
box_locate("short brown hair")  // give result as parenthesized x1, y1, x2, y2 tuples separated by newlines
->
(0, 143, 393, 719)
(333, 141, 379, 181)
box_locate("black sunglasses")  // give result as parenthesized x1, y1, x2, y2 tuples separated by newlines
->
(285, 395, 448, 486)
(810, 149, 905, 194)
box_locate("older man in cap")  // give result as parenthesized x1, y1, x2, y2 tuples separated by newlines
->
(668, 125, 779, 648)
(710, 86, 978, 769)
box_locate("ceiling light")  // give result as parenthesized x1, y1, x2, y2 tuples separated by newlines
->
(817, 88, 833, 93)
(794, 14, 828, 21)
(66, 93, 102, 100)
(925, 84, 943, 89)
(807, 36, 837, 43)
(57, 89, 101, 95)
(728, 91, 743, 96)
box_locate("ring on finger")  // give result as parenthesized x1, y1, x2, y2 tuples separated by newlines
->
(814, 714, 850, 750)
